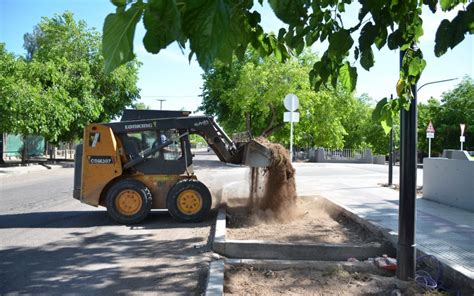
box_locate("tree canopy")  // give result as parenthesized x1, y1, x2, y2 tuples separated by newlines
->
(102, 0, 473, 123)
(0, 12, 141, 143)
(199, 50, 390, 151)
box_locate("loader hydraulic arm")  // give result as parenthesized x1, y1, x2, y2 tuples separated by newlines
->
(106, 115, 271, 167)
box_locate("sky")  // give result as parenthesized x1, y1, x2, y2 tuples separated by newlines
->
(1, 0, 473, 113)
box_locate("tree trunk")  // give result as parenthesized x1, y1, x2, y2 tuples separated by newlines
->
(260, 103, 284, 137)
(21, 136, 27, 166)
(245, 112, 253, 139)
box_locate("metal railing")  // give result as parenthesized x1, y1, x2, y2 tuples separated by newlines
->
(323, 148, 365, 160)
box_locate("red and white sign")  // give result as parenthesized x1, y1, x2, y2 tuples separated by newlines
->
(427, 121, 435, 133)
(426, 121, 435, 139)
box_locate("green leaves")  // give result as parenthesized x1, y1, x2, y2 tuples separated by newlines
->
(111, 0, 127, 7)
(435, 2, 474, 57)
(360, 47, 374, 70)
(182, 0, 245, 68)
(372, 97, 401, 134)
(339, 62, 357, 92)
(440, 0, 463, 11)
(328, 30, 353, 58)
(268, 0, 308, 26)
(98, 0, 473, 126)
(143, 0, 183, 54)
(2, 12, 140, 143)
(400, 48, 426, 86)
(103, 1, 144, 74)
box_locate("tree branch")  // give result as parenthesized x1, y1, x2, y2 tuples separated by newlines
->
(260, 103, 277, 137)
(245, 112, 253, 139)
(261, 122, 285, 137)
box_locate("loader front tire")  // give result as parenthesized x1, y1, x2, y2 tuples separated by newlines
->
(106, 179, 152, 224)
(167, 179, 211, 223)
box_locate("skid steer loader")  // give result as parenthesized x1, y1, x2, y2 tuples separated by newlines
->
(73, 110, 271, 224)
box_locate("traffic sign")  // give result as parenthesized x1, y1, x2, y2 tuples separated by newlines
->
(460, 124, 465, 136)
(426, 121, 435, 133)
(284, 94, 299, 111)
(426, 132, 434, 139)
(460, 136, 465, 142)
(284, 112, 300, 122)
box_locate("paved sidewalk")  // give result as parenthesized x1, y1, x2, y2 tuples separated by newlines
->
(295, 162, 473, 291)
(0, 162, 73, 178)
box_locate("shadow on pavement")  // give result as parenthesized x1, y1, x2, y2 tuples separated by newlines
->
(0, 211, 112, 229)
(0, 231, 209, 294)
(0, 210, 216, 230)
(0, 212, 216, 294)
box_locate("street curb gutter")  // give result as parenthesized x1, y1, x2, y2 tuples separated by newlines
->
(205, 259, 224, 296)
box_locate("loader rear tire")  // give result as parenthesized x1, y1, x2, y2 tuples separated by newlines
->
(106, 179, 152, 224)
(167, 179, 211, 223)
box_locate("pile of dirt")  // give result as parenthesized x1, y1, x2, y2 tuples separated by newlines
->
(247, 138, 297, 222)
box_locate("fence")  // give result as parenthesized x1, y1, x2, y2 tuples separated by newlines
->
(322, 148, 366, 161)
(51, 149, 76, 160)
(303, 147, 376, 164)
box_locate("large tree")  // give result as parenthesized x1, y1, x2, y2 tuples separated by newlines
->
(200, 50, 370, 148)
(0, 12, 141, 143)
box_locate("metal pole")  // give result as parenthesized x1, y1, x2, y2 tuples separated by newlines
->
(290, 101, 294, 162)
(428, 138, 431, 158)
(397, 49, 417, 281)
(156, 99, 166, 110)
(389, 95, 393, 186)
(461, 141, 463, 151)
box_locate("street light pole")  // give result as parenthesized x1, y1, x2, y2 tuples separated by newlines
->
(388, 94, 394, 186)
(156, 99, 166, 110)
(397, 49, 417, 281)
(417, 77, 458, 93)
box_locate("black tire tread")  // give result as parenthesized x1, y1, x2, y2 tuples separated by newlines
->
(167, 179, 212, 223)
(106, 179, 152, 224)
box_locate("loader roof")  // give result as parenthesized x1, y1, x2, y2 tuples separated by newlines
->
(120, 109, 191, 122)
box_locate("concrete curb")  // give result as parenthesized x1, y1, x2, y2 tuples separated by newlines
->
(205, 259, 224, 296)
(312, 196, 399, 247)
(215, 239, 389, 261)
(213, 198, 395, 261)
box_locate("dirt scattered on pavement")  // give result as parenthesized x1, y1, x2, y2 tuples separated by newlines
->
(224, 264, 445, 295)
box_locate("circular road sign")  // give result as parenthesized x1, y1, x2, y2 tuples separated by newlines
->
(284, 94, 299, 111)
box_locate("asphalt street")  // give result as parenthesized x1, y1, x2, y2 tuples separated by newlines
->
(0, 159, 217, 295)
(0, 152, 424, 295)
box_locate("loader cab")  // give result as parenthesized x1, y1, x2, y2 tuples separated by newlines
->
(119, 128, 193, 175)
